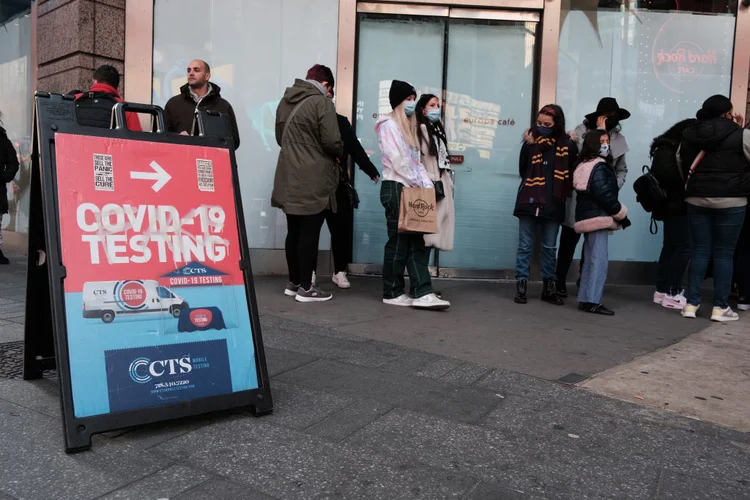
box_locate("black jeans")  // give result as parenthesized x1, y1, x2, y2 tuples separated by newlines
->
(734, 206, 750, 298)
(323, 185, 352, 274)
(556, 225, 584, 285)
(655, 214, 692, 295)
(285, 212, 325, 289)
(381, 181, 433, 299)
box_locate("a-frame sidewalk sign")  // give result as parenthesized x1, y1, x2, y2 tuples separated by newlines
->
(23, 92, 273, 453)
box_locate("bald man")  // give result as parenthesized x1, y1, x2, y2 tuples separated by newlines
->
(164, 59, 240, 149)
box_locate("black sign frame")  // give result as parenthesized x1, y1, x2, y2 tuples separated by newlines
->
(23, 93, 273, 453)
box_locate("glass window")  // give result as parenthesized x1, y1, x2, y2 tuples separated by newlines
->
(153, 0, 339, 250)
(0, 11, 32, 236)
(557, 2, 736, 262)
(156, 286, 174, 299)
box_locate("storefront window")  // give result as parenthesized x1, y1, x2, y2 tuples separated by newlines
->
(0, 11, 32, 236)
(152, 0, 339, 250)
(557, 1, 736, 261)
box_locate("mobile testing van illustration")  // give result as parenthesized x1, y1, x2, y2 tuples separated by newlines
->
(82, 280, 189, 323)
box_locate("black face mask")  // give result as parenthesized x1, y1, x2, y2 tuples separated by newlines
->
(605, 117, 619, 131)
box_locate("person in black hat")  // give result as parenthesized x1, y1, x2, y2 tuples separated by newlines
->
(677, 94, 750, 322)
(375, 80, 450, 311)
(556, 97, 631, 297)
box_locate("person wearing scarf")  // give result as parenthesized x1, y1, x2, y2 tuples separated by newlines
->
(513, 104, 578, 305)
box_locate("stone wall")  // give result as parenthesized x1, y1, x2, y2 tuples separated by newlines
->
(36, 0, 126, 95)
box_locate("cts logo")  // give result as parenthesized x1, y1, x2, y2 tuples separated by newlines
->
(181, 267, 207, 275)
(128, 356, 192, 384)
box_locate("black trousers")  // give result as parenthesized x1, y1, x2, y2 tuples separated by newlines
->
(285, 212, 325, 289)
(323, 186, 352, 274)
(556, 225, 585, 285)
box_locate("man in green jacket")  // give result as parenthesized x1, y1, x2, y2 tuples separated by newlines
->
(272, 64, 343, 303)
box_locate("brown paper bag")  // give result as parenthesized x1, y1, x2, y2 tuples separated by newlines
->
(398, 187, 438, 234)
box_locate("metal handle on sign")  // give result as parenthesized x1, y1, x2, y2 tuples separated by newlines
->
(111, 102, 165, 133)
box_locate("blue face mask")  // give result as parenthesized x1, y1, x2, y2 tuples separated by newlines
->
(537, 126, 553, 137)
(403, 101, 417, 117)
(599, 144, 611, 158)
(426, 109, 442, 123)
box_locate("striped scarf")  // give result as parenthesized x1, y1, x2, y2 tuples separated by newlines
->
(519, 135, 570, 210)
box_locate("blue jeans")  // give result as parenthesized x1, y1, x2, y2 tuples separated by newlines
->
(578, 229, 609, 304)
(686, 204, 746, 308)
(656, 215, 692, 295)
(515, 216, 560, 281)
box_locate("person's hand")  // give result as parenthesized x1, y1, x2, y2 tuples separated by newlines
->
(596, 115, 607, 130)
(522, 129, 534, 144)
(372, 175, 380, 184)
(179, 131, 189, 136)
(568, 130, 578, 142)
(733, 113, 744, 128)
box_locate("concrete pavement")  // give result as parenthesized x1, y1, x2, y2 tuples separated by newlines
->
(1, 254, 749, 499)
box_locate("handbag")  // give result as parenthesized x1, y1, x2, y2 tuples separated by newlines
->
(433, 180, 445, 201)
(398, 187, 438, 234)
(337, 160, 360, 209)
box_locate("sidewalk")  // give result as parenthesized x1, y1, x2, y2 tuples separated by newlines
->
(1, 254, 749, 499)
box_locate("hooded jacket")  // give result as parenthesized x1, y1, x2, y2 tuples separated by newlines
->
(74, 83, 143, 132)
(164, 83, 240, 149)
(573, 158, 628, 234)
(679, 118, 750, 198)
(0, 127, 20, 215)
(375, 116, 432, 188)
(272, 79, 343, 215)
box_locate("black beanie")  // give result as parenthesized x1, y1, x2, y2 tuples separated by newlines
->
(696, 95, 732, 121)
(389, 80, 416, 110)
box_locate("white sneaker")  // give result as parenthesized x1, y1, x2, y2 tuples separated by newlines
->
(332, 272, 351, 289)
(681, 304, 699, 319)
(653, 291, 666, 305)
(662, 291, 687, 310)
(383, 294, 414, 307)
(711, 306, 739, 322)
(412, 293, 450, 311)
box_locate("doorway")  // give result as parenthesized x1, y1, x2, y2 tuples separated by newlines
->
(349, 2, 540, 278)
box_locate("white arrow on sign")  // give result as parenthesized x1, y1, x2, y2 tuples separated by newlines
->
(130, 161, 171, 192)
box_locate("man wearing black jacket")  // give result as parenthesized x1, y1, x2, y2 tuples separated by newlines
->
(164, 59, 240, 149)
(315, 97, 380, 289)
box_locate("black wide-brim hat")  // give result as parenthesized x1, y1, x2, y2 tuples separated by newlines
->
(584, 97, 631, 124)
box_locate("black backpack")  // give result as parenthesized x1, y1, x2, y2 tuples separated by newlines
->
(633, 165, 668, 216)
(75, 91, 118, 128)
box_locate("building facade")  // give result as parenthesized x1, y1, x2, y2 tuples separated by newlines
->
(2, 0, 749, 282)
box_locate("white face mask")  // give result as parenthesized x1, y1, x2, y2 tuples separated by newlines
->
(599, 144, 611, 158)
(403, 101, 417, 117)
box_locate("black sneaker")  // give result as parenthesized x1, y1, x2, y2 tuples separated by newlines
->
(0, 249, 9, 265)
(295, 285, 333, 303)
(578, 302, 614, 316)
(556, 280, 568, 298)
(284, 282, 300, 297)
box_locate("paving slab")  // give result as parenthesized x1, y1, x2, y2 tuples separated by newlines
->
(96, 464, 213, 499)
(174, 477, 281, 500)
(274, 359, 501, 424)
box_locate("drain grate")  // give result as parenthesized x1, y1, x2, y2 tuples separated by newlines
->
(556, 372, 588, 385)
(0, 341, 57, 380)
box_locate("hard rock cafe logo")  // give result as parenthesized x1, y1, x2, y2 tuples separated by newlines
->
(653, 40, 718, 93)
(408, 199, 434, 218)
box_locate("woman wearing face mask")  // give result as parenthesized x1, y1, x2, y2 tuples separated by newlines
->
(416, 94, 455, 253)
(556, 97, 630, 297)
(573, 130, 631, 315)
(513, 104, 577, 305)
(375, 81, 450, 310)
(678, 95, 750, 322)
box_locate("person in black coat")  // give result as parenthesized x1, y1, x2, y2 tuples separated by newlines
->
(572, 130, 631, 315)
(649, 119, 697, 309)
(0, 119, 20, 264)
(315, 92, 380, 289)
(513, 104, 578, 305)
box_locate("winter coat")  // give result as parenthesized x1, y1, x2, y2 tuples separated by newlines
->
(679, 118, 750, 198)
(164, 83, 240, 149)
(514, 137, 577, 222)
(272, 79, 343, 215)
(0, 127, 20, 215)
(649, 137, 686, 218)
(573, 158, 628, 233)
(420, 124, 455, 251)
(338, 114, 379, 181)
(74, 83, 143, 131)
(574, 123, 628, 189)
(375, 116, 432, 188)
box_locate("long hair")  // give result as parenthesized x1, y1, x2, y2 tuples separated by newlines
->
(649, 118, 697, 157)
(580, 129, 608, 162)
(415, 94, 448, 157)
(530, 104, 566, 141)
(391, 102, 419, 150)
